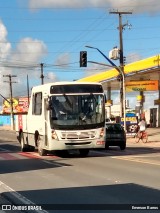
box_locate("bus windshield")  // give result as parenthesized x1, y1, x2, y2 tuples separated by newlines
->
(49, 94, 105, 130)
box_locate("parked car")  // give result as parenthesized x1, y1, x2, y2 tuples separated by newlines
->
(105, 123, 126, 150)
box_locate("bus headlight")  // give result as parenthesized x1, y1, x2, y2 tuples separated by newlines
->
(51, 129, 58, 139)
(100, 128, 104, 137)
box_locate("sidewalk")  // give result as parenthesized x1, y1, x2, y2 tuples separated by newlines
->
(127, 127, 160, 147)
(0, 126, 14, 131)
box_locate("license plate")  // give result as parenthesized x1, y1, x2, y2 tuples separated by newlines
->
(106, 134, 122, 138)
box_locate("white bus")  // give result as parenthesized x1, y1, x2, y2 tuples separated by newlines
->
(16, 82, 105, 157)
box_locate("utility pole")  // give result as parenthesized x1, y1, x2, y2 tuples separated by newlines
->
(3, 75, 17, 130)
(109, 11, 132, 117)
(40, 63, 44, 85)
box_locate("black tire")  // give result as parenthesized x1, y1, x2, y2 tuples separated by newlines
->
(55, 150, 69, 158)
(38, 147, 47, 156)
(25, 136, 35, 152)
(105, 143, 109, 150)
(37, 136, 47, 156)
(29, 146, 35, 152)
(120, 142, 126, 150)
(79, 149, 89, 157)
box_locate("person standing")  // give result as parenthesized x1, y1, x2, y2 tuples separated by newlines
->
(136, 118, 147, 143)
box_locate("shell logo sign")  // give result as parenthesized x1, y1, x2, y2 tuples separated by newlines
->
(126, 80, 158, 92)
(3, 98, 18, 108)
(3, 98, 19, 114)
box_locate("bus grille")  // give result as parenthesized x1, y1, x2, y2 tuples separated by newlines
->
(61, 131, 96, 140)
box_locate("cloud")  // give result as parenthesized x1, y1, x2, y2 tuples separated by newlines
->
(0, 20, 48, 101)
(0, 20, 11, 59)
(0, 20, 12, 99)
(28, 0, 160, 13)
(29, 0, 104, 9)
(84, 62, 110, 77)
(45, 72, 58, 83)
(9, 39, 48, 97)
(54, 53, 70, 68)
(126, 52, 142, 64)
(11, 37, 48, 63)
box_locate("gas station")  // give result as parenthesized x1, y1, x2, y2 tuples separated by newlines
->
(77, 54, 160, 128)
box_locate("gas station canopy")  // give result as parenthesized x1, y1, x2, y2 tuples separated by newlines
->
(77, 54, 160, 91)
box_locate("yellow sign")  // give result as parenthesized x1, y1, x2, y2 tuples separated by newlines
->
(105, 100, 113, 106)
(3, 97, 29, 114)
(3, 98, 18, 107)
(121, 117, 137, 122)
(126, 80, 158, 92)
(137, 95, 143, 101)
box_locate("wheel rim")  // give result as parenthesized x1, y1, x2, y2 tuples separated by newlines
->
(37, 138, 46, 156)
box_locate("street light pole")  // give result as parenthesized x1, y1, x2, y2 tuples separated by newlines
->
(85, 46, 117, 69)
(85, 46, 126, 131)
(119, 13, 125, 117)
(109, 11, 132, 125)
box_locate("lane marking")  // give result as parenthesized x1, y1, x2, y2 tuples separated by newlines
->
(0, 153, 18, 160)
(112, 156, 160, 166)
(92, 150, 150, 157)
(0, 180, 48, 213)
(124, 154, 160, 158)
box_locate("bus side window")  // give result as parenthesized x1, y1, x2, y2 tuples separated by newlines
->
(33, 92, 42, 115)
(32, 94, 35, 115)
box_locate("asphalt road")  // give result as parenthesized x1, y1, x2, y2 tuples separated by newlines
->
(0, 130, 160, 213)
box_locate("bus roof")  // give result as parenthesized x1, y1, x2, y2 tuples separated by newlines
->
(31, 81, 103, 93)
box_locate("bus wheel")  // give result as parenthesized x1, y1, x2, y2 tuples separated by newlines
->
(20, 131, 29, 152)
(79, 149, 89, 157)
(29, 146, 35, 152)
(37, 138, 47, 156)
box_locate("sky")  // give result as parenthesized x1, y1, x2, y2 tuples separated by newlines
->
(0, 0, 160, 109)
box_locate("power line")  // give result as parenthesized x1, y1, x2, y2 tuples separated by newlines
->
(55, 13, 107, 55)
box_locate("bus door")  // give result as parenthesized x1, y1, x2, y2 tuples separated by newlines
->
(44, 98, 49, 146)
